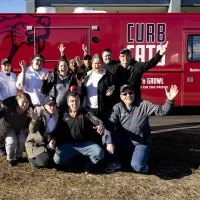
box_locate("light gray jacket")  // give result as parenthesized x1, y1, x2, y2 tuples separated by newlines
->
(106, 98, 174, 145)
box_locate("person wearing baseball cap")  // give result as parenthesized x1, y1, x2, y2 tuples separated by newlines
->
(43, 96, 56, 106)
(0, 57, 18, 100)
(118, 42, 169, 99)
(102, 42, 169, 102)
(0, 58, 18, 156)
(105, 84, 178, 174)
(1, 58, 11, 66)
(26, 95, 58, 169)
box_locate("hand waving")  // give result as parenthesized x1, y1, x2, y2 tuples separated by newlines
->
(58, 43, 65, 55)
(40, 71, 48, 80)
(165, 85, 179, 101)
(82, 44, 88, 56)
(159, 41, 169, 56)
(19, 60, 27, 72)
(27, 107, 40, 122)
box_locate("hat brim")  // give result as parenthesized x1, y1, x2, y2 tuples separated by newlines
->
(1, 61, 11, 65)
(120, 86, 133, 93)
(44, 101, 56, 105)
(120, 50, 131, 54)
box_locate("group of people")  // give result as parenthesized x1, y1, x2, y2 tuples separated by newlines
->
(0, 41, 179, 174)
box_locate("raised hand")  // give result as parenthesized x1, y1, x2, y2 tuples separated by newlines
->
(58, 43, 65, 55)
(74, 56, 82, 67)
(74, 56, 81, 63)
(27, 107, 40, 122)
(82, 44, 87, 52)
(159, 41, 168, 55)
(82, 44, 88, 56)
(165, 85, 179, 101)
(19, 60, 27, 72)
(40, 71, 48, 80)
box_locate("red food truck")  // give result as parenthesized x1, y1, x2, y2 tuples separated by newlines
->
(0, 13, 199, 105)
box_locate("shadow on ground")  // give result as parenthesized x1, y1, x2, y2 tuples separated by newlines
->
(148, 123, 200, 180)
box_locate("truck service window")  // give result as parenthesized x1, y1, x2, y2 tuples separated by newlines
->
(188, 35, 200, 61)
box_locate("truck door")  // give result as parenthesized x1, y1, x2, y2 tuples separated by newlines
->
(34, 26, 90, 70)
(183, 30, 200, 105)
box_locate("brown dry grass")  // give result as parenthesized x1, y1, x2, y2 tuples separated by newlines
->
(1, 117, 200, 200)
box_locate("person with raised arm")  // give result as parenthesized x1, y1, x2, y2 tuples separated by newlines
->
(25, 96, 59, 168)
(102, 42, 169, 100)
(104, 84, 178, 173)
(16, 55, 49, 106)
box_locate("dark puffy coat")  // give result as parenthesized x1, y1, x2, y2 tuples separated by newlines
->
(0, 96, 31, 147)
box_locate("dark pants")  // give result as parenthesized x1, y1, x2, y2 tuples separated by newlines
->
(28, 151, 54, 168)
(111, 132, 151, 173)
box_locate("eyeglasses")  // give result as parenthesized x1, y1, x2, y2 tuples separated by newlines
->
(121, 92, 133, 96)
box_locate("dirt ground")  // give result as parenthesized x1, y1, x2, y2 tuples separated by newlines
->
(0, 115, 200, 200)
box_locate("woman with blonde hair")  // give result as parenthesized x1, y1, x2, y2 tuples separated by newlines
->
(0, 92, 33, 166)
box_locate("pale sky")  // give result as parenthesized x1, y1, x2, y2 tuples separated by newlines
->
(0, 0, 26, 13)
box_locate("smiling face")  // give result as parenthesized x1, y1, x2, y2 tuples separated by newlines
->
(58, 60, 68, 76)
(17, 96, 30, 112)
(32, 56, 44, 71)
(102, 51, 112, 64)
(67, 95, 80, 113)
(120, 88, 135, 107)
(92, 58, 103, 71)
(1, 62, 12, 74)
(119, 52, 132, 68)
(83, 58, 91, 68)
(69, 59, 77, 72)
(44, 103, 56, 115)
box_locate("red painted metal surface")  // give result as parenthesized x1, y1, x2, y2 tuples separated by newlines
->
(0, 13, 200, 106)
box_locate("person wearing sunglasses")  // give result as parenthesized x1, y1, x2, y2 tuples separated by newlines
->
(104, 84, 179, 174)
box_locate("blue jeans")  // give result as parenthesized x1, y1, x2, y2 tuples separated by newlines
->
(54, 141, 104, 170)
(111, 132, 151, 173)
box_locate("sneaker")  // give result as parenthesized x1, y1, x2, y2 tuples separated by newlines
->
(105, 162, 121, 173)
(16, 157, 27, 163)
(7, 160, 17, 167)
(84, 169, 92, 175)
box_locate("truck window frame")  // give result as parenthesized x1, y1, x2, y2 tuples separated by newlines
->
(187, 34, 200, 62)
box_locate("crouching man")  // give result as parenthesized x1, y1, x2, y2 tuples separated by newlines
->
(53, 92, 111, 174)
(105, 84, 179, 173)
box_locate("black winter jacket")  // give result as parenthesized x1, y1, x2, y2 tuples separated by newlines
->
(53, 108, 112, 146)
(103, 52, 163, 99)
(0, 96, 31, 147)
(81, 69, 116, 121)
(40, 71, 77, 109)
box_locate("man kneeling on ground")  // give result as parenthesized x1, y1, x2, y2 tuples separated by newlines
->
(53, 92, 112, 174)
(105, 84, 178, 173)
